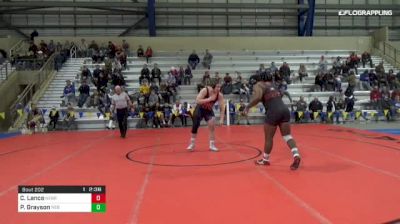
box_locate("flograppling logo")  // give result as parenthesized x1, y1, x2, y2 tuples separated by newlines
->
(338, 10, 392, 16)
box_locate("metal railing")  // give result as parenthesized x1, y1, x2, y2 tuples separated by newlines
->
(377, 41, 400, 67)
(8, 53, 56, 127)
(0, 62, 13, 81)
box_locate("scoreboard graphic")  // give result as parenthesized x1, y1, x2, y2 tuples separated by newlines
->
(18, 186, 106, 213)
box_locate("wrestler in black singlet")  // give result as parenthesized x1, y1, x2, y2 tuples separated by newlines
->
(262, 83, 291, 126)
(191, 87, 219, 134)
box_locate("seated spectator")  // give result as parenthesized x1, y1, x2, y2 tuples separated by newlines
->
(145, 46, 153, 63)
(150, 81, 159, 93)
(222, 73, 233, 94)
(334, 72, 342, 92)
(257, 64, 268, 81)
(188, 50, 200, 70)
(239, 80, 251, 102)
(80, 66, 92, 81)
(341, 62, 351, 78)
(77, 80, 90, 108)
(294, 96, 307, 123)
(360, 70, 372, 90)
(27, 104, 44, 132)
(96, 72, 109, 93)
(326, 95, 337, 123)
(139, 79, 151, 100)
(313, 72, 324, 92)
(347, 71, 357, 89)
(183, 65, 192, 85)
(237, 100, 250, 125)
(30, 29, 38, 41)
(92, 65, 103, 80)
(116, 49, 127, 70)
(318, 55, 328, 73)
(111, 71, 126, 87)
(182, 102, 193, 126)
(269, 62, 278, 73)
(369, 69, 378, 87)
(39, 40, 48, 55)
(171, 100, 184, 127)
(336, 94, 346, 111)
(166, 74, 177, 103)
(148, 90, 160, 111)
(370, 86, 382, 110)
(88, 90, 100, 108)
(308, 97, 323, 121)
(279, 62, 291, 83)
(137, 45, 144, 57)
(377, 71, 388, 89)
(62, 80, 76, 106)
(388, 69, 398, 90)
(324, 71, 335, 91)
(381, 86, 391, 99)
(176, 66, 185, 86)
(48, 106, 60, 131)
(227, 100, 236, 124)
(108, 41, 117, 58)
(97, 90, 111, 117)
(202, 49, 213, 69)
(122, 39, 130, 56)
(375, 61, 385, 76)
(392, 95, 400, 114)
(213, 71, 221, 85)
(47, 40, 55, 54)
(139, 64, 151, 84)
(391, 87, 400, 100)
(78, 38, 88, 57)
(362, 51, 373, 68)
(159, 81, 170, 104)
(28, 42, 38, 56)
(151, 63, 162, 85)
(197, 70, 211, 92)
(345, 95, 355, 113)
(298, 64, 308, 82)
(333, 56, 342, 74)
(56, 42, 63, 52)
(381, 95, 394, 121)
(349, 52, 360, 74)
(63, 104, 77, 130)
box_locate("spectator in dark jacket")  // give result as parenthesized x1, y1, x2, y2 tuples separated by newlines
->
(77, 80, 90, 108)
(360, 70, 372, 90)
(151, 63, 162, 85)
(309, 97, 323, 120)
(361, 51, 373, 68)
(137, 45, 144, 57)
(48, 106, 59, 131)
(188, 50, 200, 70)
(140, 64, 151, 84)
(294, 96, 307, 123)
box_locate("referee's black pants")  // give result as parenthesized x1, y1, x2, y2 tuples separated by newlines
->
(116, 108, 128, 137)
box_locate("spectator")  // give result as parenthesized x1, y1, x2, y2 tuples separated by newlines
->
(63, 104, 77, 130)
(341, 62, 351, 78)
(88, 89, 99, 108)
(257, 64, 268, 81)
(375, 62, 385, 76)
(359, 70, 372, 90)
(345, 95, 355, 113)
(347, 71, 357, 89)
(391, 87, 400, 100)
(237, 99, 250, 125)
(324, 71, 335, 91)
(227, 100, 236, 124)
(349, 52, 360, 74)
(111, 72, 126, 87)
(370, 86, 382, 110)
(222, 72, 233, 94)
(80, 66, 92, 81)
(27, 104, 44, 132)
(122, 40, 130, 56)
(56, 42, 63, 52)
(269, 62, 278, 73)
(150, 81, 159, 93)
(377, 70, 388, 89)
(47, 40, 55, 54)
(333, 56, 342, 74)
(239, 80, 251, 102)
(137, 45, 144, 57)
(183, 65, 192, 85)
(388, 69, 398, 90)
(39, 40, 48, 54)
(308, 97, 323, 121)
(151, 63, 162, 85)
(213, 71, 221, 85)
(77, 80, 90, 108)
(148, 89, 160, 110)
(171, 100, 184, 127)
(202, 49, 213, 69)
(28, 42, 38, 56)
(159, 81, 170, 103)
(294, 96, 307, 123)
(369, 69, 378, 87)
(298, 64, 308, 83)
(30, 30, 38, 41)
(334, 73, 342, 92)
(145, 46, 153, 63)
(139, 64, 151, 84)
(97, 90, 111, 116)
(381, 95, 393, 121)
(48, 106, 60, 131)
(78, 39, 88, 57)
(177, 66, 184, 86)
(361, 51, 373, 68)
(62, 80, 76, 106)
(188, 50, 200, 70)
(279, 62, 291, 83)
(108, 41, 116, 58)
(139, 79, 151, 100)
(182, 102, 193, 126)
(197, 70, 211, 92)
(313, 72, 324, 92)
(92, 65, 102, 80)
(326, 95, 337, 123)
(318, 55, 328, 73)
(88, 40, 99, 56)
(96, 72, 109, 93)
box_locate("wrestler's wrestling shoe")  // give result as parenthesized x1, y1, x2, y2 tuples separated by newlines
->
(290, 156, 301, 170)
(209, 144, 219, 152)
(186, 143, 195, 151)
(255, 158, 270, 166)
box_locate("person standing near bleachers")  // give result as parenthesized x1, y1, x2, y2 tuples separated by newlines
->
(111, 86, 133, 138)
(188, 50, 200, 70)
(202, 49, 213, 69)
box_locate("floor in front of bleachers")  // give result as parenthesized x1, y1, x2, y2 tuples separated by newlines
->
(1, 124, 400, 224)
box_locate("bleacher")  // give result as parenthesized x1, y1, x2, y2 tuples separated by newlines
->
(36, 50, 397, 130)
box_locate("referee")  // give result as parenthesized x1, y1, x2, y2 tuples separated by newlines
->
(111, 85, 133, 138)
